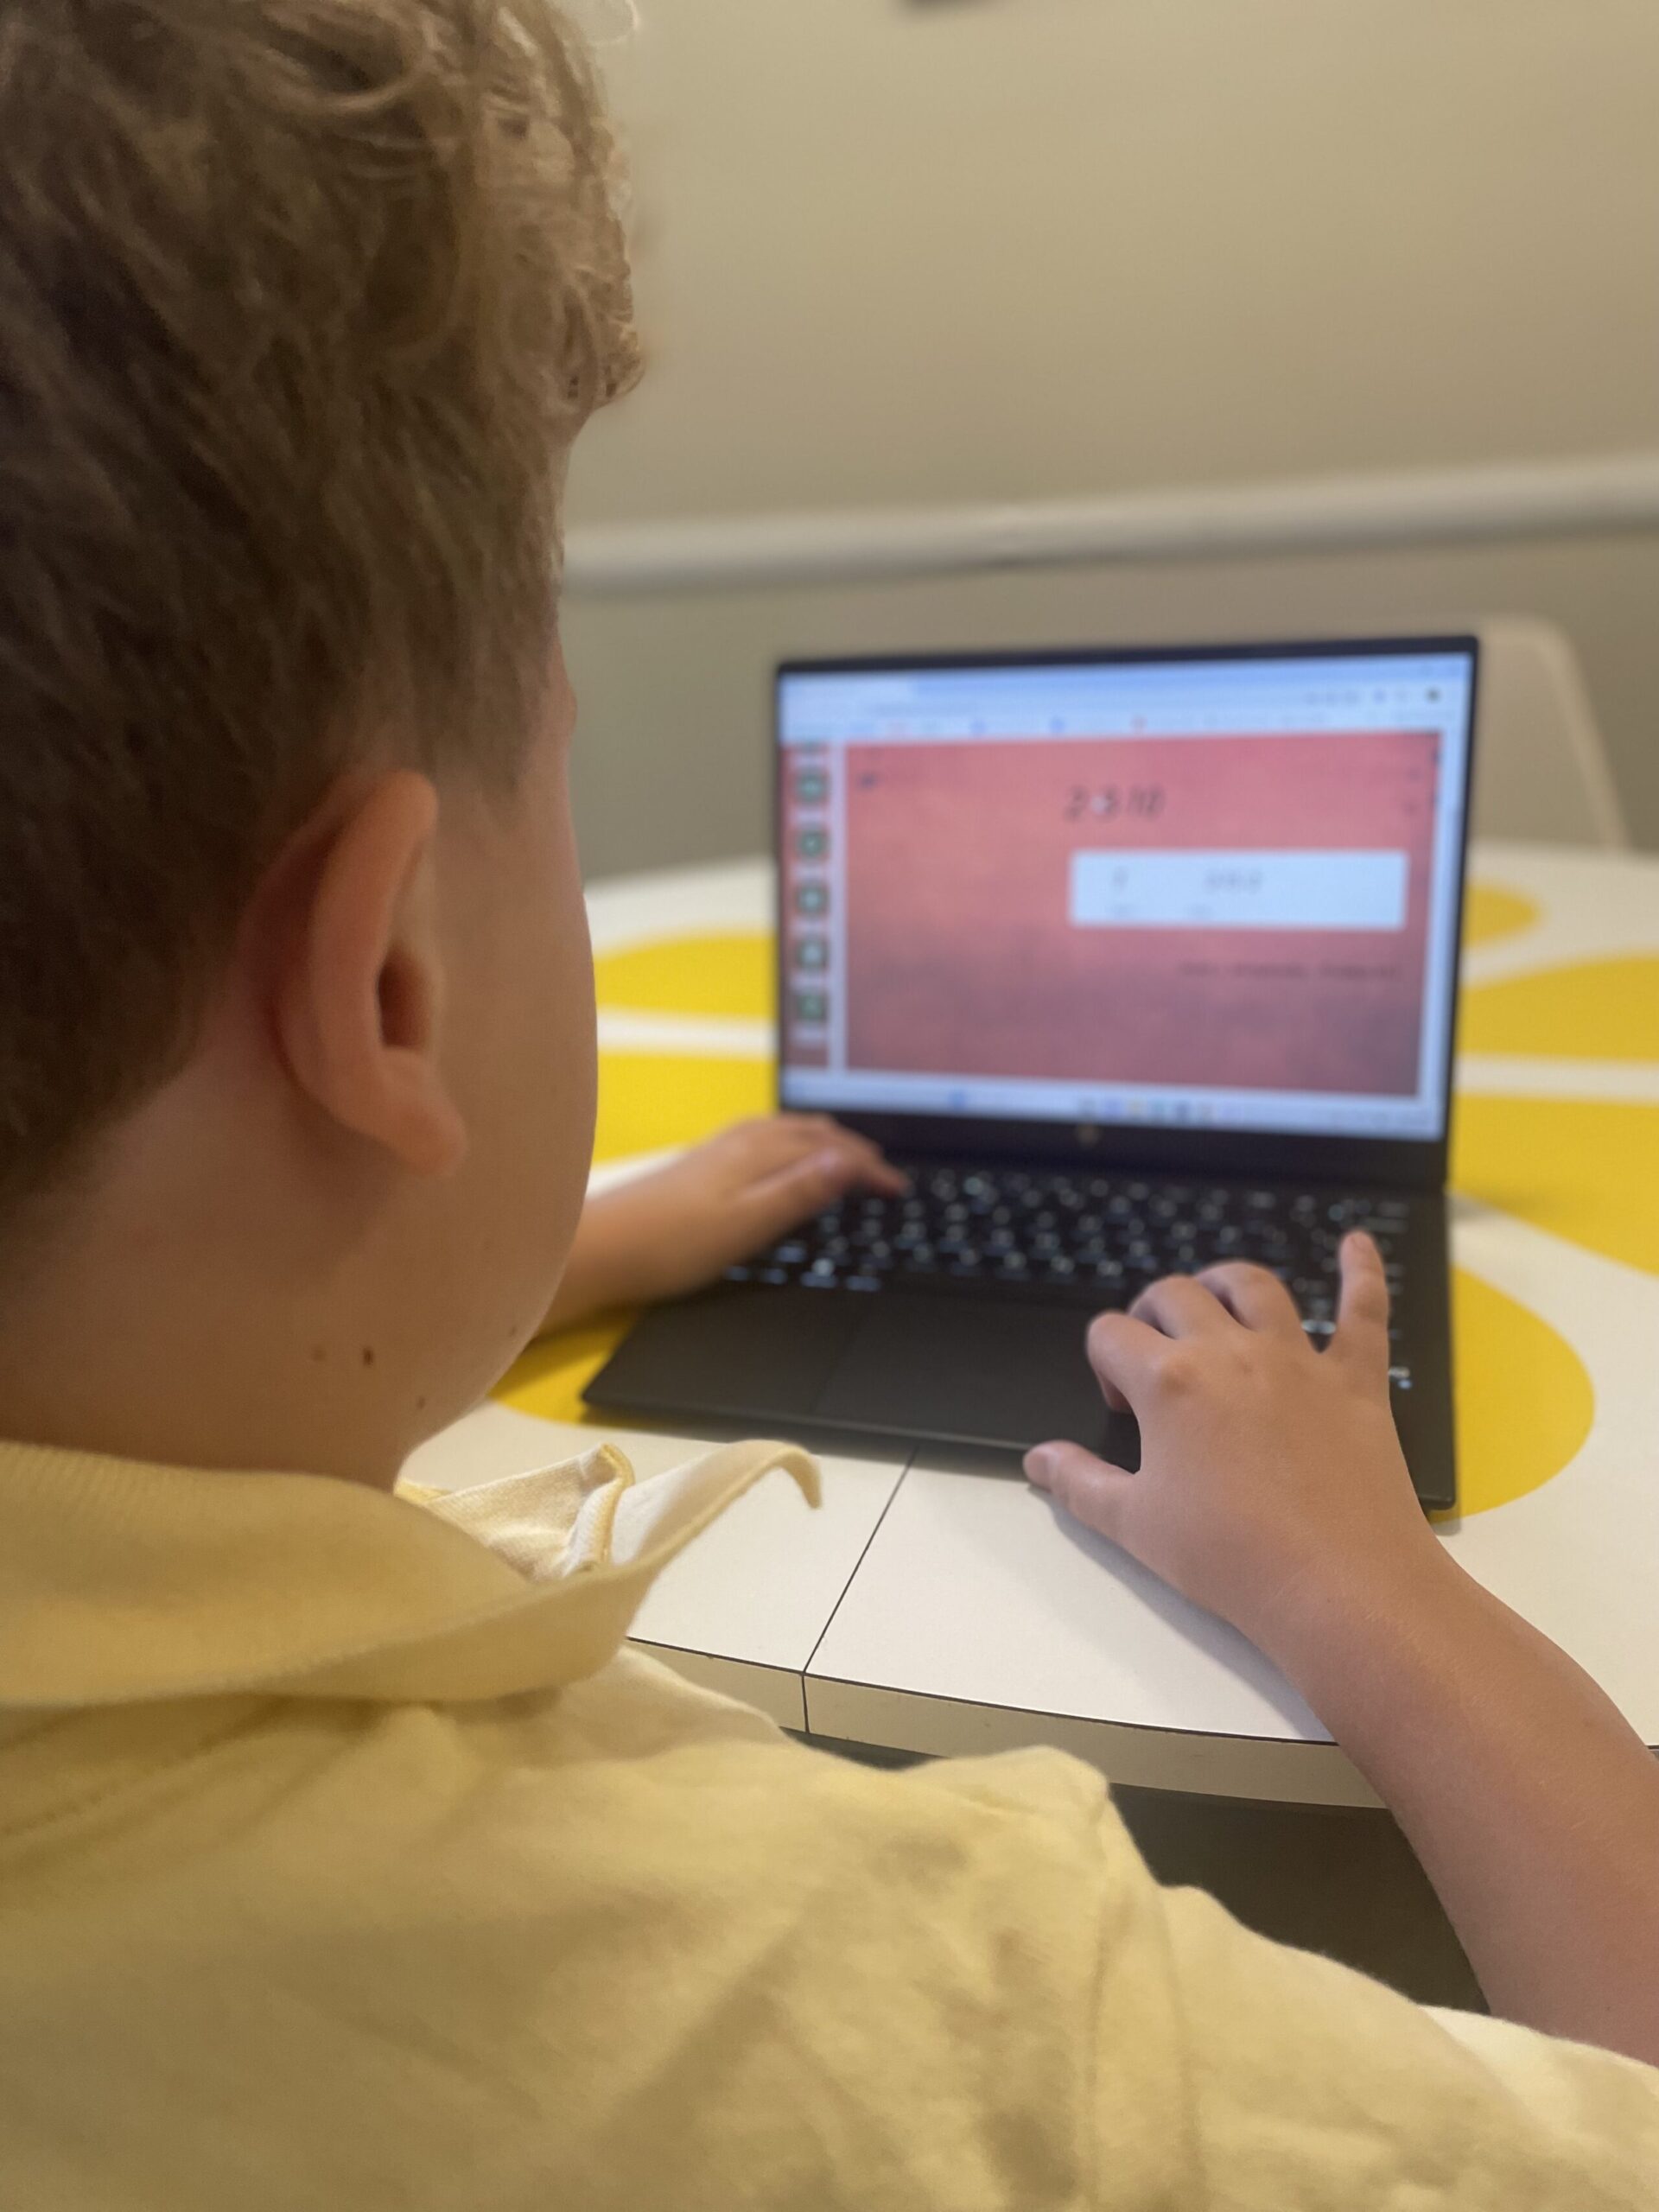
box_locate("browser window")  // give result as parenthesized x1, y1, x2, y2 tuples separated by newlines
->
(778, 648, 1476, 1141)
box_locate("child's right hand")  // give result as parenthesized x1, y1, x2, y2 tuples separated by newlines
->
(1031, 1234, 1659, 2075)
(1024, 1232, 1450, 1673)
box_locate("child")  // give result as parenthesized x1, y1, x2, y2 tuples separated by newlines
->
(0, 3, 1656, 2204)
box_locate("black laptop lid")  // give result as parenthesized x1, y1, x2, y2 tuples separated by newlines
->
(773, 635, 1480, 1190)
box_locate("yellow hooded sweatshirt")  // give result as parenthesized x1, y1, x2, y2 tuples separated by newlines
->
(0, 1433, 1655, 2209)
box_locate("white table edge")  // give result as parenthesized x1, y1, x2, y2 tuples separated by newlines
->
(631, 1640, 808, 1732)
(801, 1671, 1384, 1808)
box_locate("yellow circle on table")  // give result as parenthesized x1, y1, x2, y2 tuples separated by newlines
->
(499, 1312, 631, 1428)
(1461, 957, 1659, 1063)
(1446, 1267, 1593, 1517)
(594, 933, 774, 1020)
(593, 1050, 773, 1166)
(1453, 1096, 1659, 1277)
(1462, 880, 1540, 950)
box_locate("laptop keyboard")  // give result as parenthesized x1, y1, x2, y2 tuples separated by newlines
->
(726, 1162, 1414, 1373)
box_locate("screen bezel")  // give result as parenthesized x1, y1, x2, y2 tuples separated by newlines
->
(772, 632, 1481, 1192)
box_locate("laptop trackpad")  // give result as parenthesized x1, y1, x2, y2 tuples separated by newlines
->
(815, 1293, 1137, 1463)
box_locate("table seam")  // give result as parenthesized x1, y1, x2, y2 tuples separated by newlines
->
(798, 1451, 917, 1725)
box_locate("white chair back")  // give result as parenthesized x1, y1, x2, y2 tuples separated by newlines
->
(1473, 617, 1629, 849)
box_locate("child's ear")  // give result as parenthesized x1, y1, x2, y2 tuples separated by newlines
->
(275, 770, 467, 1178)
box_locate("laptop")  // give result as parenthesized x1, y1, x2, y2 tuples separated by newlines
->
(587, 634, 1479, 1511)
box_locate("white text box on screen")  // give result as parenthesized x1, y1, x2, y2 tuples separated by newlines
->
(1068, 850, 1410, 932)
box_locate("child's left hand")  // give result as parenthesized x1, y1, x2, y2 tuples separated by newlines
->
(539, 1116, 906, 1334)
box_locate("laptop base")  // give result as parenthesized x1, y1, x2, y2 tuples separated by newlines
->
(586, 1212, 1456, 1513)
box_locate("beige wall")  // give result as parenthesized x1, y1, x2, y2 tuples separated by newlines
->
(564, 0, 1659, 876)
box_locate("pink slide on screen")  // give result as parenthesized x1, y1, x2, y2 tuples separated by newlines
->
(840, 731, 1440, 1096)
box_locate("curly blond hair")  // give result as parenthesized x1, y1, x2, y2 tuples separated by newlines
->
(0, 0, 638, 1220)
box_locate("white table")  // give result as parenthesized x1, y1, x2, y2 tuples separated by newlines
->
(404, 841, 1659, 1805)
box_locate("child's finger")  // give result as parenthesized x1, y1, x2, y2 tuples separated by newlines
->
(1128, 1274, 1234, 1339)
(767, 1112, 842, 1147)
(728, 1115, 839, 1168)
(736, 1145, 867, 1242)
(1332, 1231, 1390, 1381)
(1024, 1440, 1135, 1547)
(752, 1116, 906, 1192)
(1084, 1308, 1179, 1410)
(1194, 1261, 1303, 1337)
(795, 1124, 906, 1195)
(846, 1140, 909, 1194)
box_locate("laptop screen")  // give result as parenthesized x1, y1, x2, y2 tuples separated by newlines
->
(775, 640, 1478, 1146)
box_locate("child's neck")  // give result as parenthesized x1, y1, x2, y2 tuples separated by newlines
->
(0, 1244, 405, 1491)
(0, 1103, 413, 1491)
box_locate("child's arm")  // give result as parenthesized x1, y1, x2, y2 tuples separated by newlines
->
(539, 1116, 906, 1334)
(1027, 1236, 1659, 2070)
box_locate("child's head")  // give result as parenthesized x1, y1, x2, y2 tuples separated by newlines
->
(0, 0, 638, 1476)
